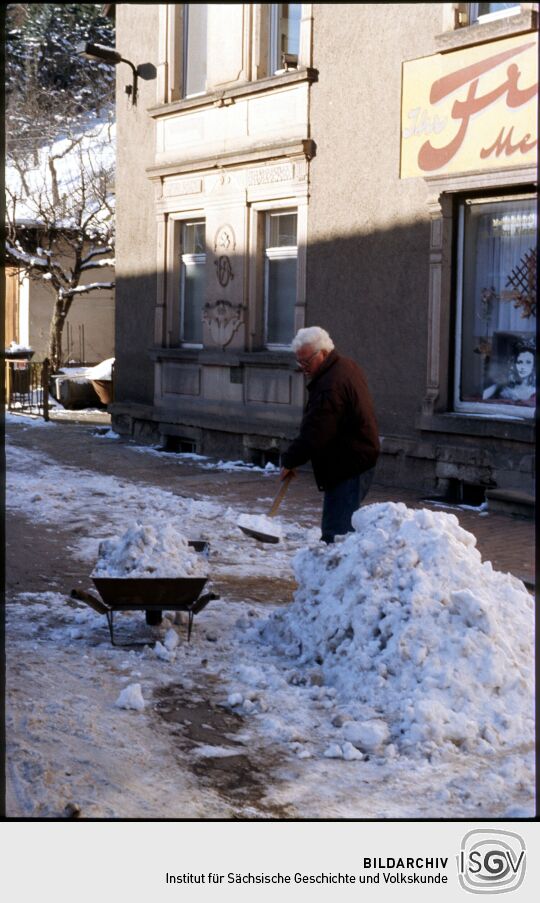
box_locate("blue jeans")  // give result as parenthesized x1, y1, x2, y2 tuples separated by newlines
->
(321, 468, 375, 543)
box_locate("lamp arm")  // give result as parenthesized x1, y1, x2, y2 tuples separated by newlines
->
(119, 58, 138, 105)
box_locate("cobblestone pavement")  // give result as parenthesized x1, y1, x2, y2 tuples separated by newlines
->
(6, 411, 535, 591)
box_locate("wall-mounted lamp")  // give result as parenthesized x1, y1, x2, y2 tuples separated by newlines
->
(77, 42, 139, 105)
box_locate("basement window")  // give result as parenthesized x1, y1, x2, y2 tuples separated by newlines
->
(249, 447, 281, 468)
(162, 436, 197, 454)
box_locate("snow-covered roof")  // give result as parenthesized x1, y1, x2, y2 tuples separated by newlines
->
(6, 115, 116, 230)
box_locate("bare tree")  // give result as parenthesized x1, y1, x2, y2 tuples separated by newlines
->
(5, 118, 115, 372)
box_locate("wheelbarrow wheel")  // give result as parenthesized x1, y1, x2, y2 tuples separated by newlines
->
(145, 609, 163, 626)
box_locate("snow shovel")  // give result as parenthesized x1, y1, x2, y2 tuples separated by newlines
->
(238, 471, 293, 543)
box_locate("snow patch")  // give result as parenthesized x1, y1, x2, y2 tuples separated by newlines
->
(115, 683, 145, 711)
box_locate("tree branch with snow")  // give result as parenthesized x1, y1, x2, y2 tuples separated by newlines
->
(5, 118, 116, 371)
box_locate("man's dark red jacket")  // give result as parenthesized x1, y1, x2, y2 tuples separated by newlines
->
(282, 350, 380, 491)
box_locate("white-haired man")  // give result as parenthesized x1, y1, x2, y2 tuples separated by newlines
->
(280, 326, 379, 542)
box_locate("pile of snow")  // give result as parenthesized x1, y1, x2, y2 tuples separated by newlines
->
(86, 358, 114, 381)
(92, 523, 208, 578)
(237, 513, 283, 539)
(115, 683, 145, 711)
(260, 502, 534, 758)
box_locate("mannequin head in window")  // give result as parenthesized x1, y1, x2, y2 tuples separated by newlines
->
(498, 344, 536, 402)
(483, 342, 536, 403)
(511, 348, 535, 386)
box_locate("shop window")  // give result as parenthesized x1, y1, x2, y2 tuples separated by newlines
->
(183, 3, 207, 96)
(270, 4, 302, 73)
(180, 220, 206, 345)
(264, 210, 298, 347)
(468, 2, 521, 24)
(454, 195, 536, 418)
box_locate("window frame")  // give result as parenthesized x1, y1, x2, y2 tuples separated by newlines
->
(262, 208, 299, 350)
(158, 5, 313, 102)
(269, 3, 302, 74)
(468, 2, 521, 25)
(453, 193, 536, 420)
(178, 218, 206, 347)
(182, 3, 207, 98)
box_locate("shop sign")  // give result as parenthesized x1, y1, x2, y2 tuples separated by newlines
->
(401, 33, 538, 178)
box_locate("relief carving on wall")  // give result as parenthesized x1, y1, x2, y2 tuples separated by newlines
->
(203, 299, 245, 349)
(215, 254, 234, 287)
(163, 178, 203, 198)
(214, 224, 236, 253)
(247, 163, 294, 185)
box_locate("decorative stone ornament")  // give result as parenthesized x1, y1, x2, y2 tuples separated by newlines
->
(203, 299, 244, 349)
(213, 224, 236, 253)
(214, 254, 234, 287)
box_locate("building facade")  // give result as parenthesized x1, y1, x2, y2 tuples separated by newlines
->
(111, 3, 537, 505)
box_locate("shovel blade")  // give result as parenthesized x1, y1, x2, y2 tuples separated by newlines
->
(238, 525, 280, 544)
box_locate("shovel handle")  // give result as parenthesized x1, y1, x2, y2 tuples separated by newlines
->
(268, 471, 293, 518)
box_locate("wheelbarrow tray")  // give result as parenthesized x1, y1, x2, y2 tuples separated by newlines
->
(81, 576, 217, 646)
(92, 576, 208, 610)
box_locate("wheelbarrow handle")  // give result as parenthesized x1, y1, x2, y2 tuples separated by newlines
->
(189, 591, 220, 615)
(268, 471, 294, 518)
(70, 587, 111, 615)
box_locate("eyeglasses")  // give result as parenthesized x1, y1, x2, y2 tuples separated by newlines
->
(296, 349, 320, 369)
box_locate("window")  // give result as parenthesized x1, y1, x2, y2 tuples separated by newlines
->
(264, 211, 298, 347)
(454, 196, 536, 418)
(270, 4, 302, 73)
(468, 3, 520, 24)
(183, 3, 207, 96)
(180, 221, 206, 345)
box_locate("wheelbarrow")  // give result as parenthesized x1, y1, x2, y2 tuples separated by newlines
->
(71, 541, 218, 646)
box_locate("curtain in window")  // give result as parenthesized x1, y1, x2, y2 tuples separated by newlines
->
(181, 221, 205, 344)
(471, 203, 537, 338)
(459, 198, 536, 409)
(182, 263, 204, 344)
(184, 3, 207, 96)
(265, 211, 297, 347)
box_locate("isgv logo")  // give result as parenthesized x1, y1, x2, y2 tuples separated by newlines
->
(458, 829, 526, 894)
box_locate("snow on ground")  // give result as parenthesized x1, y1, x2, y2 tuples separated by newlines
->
(5, 418, 535, 819)
(5, 434, 311, 583)
(128, 441, 281, 475)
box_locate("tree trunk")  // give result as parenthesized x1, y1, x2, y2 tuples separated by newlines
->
(48, 296, 70, 372)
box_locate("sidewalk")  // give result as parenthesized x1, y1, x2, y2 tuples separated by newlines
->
(6, 410, 536, 591)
